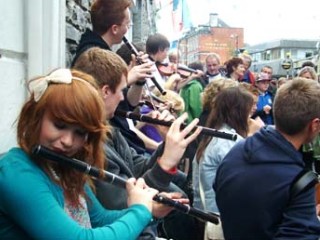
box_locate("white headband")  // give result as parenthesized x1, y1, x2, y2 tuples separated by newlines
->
(28, 68, 92, 102)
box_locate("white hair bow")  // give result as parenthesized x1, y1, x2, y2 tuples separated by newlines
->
(28, 68, 75, 102)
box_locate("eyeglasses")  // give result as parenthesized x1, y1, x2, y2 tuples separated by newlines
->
(122, 21, 133, 29)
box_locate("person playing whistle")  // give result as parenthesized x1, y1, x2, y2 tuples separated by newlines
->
(73, 47, 202, 239)
(0, 68, 166, 240)
(72, 0, 155, 157)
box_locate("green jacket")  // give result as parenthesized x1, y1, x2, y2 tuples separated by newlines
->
(180, 79, 203, 124)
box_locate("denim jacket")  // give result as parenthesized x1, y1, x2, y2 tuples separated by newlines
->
(192, 124, 243, 213)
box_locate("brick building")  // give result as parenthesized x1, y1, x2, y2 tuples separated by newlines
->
(180, 13, 243, 65)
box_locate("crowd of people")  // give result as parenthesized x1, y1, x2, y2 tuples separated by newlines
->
(1, 0, 320, 239)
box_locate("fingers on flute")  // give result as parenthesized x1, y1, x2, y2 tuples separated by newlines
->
(149, 109, 174, 122)
(158, 109, 173, 121)
(130, 54, 137, 63)
(127, 178, 158, 197)
(137, 52, 149, 62)
(139, 62, 154, 72)
(134, 178, 159, 195)
(169, 112, 188, 132)
(161, 192, 190, 205)
(146, 188, 159, 198)
(184, 120, 202, 144)
(182, 117, 199, 132)
(149, 110, 161, 119)
(158, 191, 183, 199)
(135, 177, 147, 189)
(126, 178, 137, 191)
(180, 117, 201, 139)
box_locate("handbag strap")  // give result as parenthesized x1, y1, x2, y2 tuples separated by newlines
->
(290, 170, 319, 198)
(198, 161, 207, 210)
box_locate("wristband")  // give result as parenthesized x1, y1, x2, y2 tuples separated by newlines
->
(135, 80, 146, 86)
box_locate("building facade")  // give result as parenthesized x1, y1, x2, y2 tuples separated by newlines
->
(0, 0, 155, 153)
(247, 39, 319, 77)
(179, 13, 244, 65)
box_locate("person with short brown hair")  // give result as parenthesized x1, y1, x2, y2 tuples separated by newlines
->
(225, 57, 246, 81)
(72, 0, 155, 157)
(72, 0, 132, 65)
(74, 48, 202, 239)
(215, 78, 320, 239)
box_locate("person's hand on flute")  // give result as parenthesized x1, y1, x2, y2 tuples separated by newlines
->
(158, 112, 202, 171)
(151, 191, 189, 218)
(148, 109, 176, 139)
(126, 178, 158, 213)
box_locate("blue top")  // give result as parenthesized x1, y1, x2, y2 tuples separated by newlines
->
(0, 148, 152, 240)
(192, 125, 243, 213)
(256, 91, 274, 125)
(215, 126, 320, 239)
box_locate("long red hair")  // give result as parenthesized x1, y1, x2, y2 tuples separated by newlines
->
(17, 69, 110, 206)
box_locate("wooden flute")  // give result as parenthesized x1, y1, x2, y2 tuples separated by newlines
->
(115, 110, 237, 141)
(32, 145, 220, 224)
(122, 36, 167, 95)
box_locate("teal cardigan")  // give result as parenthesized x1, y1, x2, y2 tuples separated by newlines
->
(0, 148, 152, 239)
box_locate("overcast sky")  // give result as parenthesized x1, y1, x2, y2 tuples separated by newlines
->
(188, 0, 320, 45)
(157, 0, 320, 46)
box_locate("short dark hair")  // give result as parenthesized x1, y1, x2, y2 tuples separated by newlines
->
(116, 42, 145, 65)
(146, 33, 170, 55)
(225, 57, 244, 75)
(91, 0, 131, 35)
(188, 61, 204, 71)
(301, 61, 315, 69)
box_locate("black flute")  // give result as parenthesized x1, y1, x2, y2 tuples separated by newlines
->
(32, 145, 219, 224)
(115, 110, 237, 141)
(122, 36, 166, 95)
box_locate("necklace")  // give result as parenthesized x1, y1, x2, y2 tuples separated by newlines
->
(48, 166, 60, 181)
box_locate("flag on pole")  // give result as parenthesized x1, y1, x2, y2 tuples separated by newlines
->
(172, 0, 192, 38)
(172, 0, 183, 34)
(171, 0, 193, 49)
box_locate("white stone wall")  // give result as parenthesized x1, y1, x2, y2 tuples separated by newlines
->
(0, 0, 154, 153)
(0, 0, 65, 153)
(0, 0, 26, 153)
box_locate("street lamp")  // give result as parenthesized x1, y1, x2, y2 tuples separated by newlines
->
(281, 52, 293, 79)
